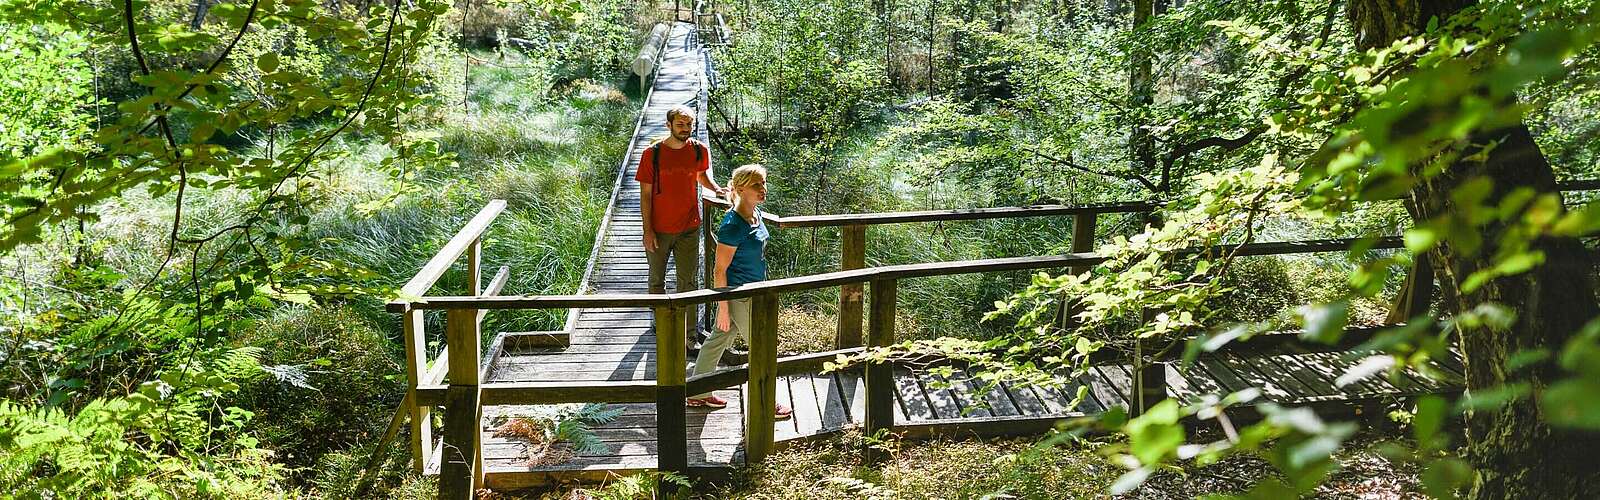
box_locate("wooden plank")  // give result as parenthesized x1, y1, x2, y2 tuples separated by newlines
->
(958, 370, 1016, 417)
(654, 306, 687, 474)
(771, 366, 799, 440)
(841, 371, 867, 425)
(413, 237, 1406, 313)
(865, 278, 897, 442)
(746, 293, 779, 461)
(837, 225, 866, 348)
(1080, 365, 1128, 410)
(1240, 355, 1318, 401)
(788, 374, 825, 435)
(917, 370, 974, 419)
(390, 200, 507, 311)
(438, 385, 482, 499)
(403, 310, 432, 474)
(773, 201, 1158, 228)
(477, 381, 657, 405)
(1211, 354, 1295, 402)
(1003, 381, 1049, 417)
(1094, 365, 1135, 409)
(893, 367, 933, 422)
(812, 373, 851, 431)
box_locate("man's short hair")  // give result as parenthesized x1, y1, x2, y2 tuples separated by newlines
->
(666, 105, 695, 125)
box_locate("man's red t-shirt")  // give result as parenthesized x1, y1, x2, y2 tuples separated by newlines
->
(635, 139, 709, 234)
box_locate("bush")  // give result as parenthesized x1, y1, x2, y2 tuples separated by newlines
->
(232, 305, 402, 475)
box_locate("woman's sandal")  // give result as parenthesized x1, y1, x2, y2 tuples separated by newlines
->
(686, 395, 729, 409)
(774, 403, 792, 420)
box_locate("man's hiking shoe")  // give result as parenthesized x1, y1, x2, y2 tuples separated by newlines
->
(687, 395, 730, 409)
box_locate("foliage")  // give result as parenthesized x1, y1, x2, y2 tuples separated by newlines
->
(569, 471, 692, 500)
(0, 21, 95, 160)
(490, 403, 624, 465)
(0, 347, 286, 498)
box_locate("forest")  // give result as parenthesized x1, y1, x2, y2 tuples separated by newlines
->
(2, 0, 1599, 498)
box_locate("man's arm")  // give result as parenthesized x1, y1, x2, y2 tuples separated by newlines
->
(697, 171, 727, 197)
(640, 182, 656, 252)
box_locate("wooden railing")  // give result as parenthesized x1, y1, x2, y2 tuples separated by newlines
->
(393, 161, 1596, 500)
(397, 230, 1413, 499)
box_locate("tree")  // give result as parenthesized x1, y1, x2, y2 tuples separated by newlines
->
(1348, 0, 1600, 497)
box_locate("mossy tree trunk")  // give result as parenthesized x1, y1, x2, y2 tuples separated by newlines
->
(1348, 0, 1600, 497)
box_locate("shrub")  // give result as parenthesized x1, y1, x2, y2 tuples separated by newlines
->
(232, 305, 402, 475)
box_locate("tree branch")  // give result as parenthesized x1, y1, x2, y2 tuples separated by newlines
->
(1019, 144, 1161, 192)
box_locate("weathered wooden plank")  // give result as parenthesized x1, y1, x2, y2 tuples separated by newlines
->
(812, 373, 851, 431)
(771, 368, 799, 441)
(837, 225, 866, 348)
(917, 370, 975, 419)
(1094, 365, 1135, 409)
(865, 278, 897, 442)
(654, 306, 688, 474)
(746, 293, 780, 461)
(1079, 365, 1128, 410)
(840, 371, 867, 425)
(774, 201, 1157, 228)
(391, 200, 507, 312)
(788, 374, 825, 435)
(1004, 381, 1049, 417)
(1212, 354, 1296, 402)
(1239, 354, 1318, 401)
(893, 368, 936, 421)
(959, 370, 1017, 417)
(409, 238, 1408, 313)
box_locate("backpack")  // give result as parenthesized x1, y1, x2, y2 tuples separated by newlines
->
(649, 138, 706, 196)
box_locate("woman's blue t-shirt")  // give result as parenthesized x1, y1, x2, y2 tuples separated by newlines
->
(716, 208, 769, 287)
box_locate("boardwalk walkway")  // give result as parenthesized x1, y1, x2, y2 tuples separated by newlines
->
(459, 23, 1463, 490)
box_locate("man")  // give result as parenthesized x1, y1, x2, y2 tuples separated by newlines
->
(636, 104, 726, 340)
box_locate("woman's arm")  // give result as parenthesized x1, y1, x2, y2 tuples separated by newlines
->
(714, 242, 736, 331)
(714, 242, 736, 287)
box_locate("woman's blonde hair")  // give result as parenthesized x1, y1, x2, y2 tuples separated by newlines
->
(728, 164, 767, 210)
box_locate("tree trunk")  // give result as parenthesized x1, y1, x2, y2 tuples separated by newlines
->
(1349, 1, 1600, 497)
(190, 0, 211, 29)
(1130, 0, 1156, 182)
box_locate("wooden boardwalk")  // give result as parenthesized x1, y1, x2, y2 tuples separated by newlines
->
(453, 22, 1464, 490)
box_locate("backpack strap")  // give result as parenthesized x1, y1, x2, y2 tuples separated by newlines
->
(648, 139, 708, 196)
(650, 141, 663, 195)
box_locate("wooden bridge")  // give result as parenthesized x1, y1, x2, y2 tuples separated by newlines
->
(375, 19, 1599, 498)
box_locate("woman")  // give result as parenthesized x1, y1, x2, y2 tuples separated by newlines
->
(686, 164, 792, 420)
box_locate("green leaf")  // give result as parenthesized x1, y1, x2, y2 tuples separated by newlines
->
(1413, 395, 1446, 444)
(1541, 378, 1600, 430)
(1298, 301, 1348, 345)
(1421, 458, 1472, 500)
(257, 53, 279, 73)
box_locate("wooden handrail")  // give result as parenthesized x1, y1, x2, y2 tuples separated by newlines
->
(700, 194, 1155, 228)
(394, 236, 1405, 311)
(389, 200, 507, 312)
(693, 180, 1600, 230)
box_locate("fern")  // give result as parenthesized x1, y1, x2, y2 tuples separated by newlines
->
(494, 403, 624, 461)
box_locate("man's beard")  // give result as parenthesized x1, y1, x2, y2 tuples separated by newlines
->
(674, 131, 691, 140)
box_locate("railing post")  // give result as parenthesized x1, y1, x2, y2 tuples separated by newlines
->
(703, 203, 717, 331)
(746, 293, 779, 462)
(1387, 252, 1434, 323)
(1132, 338, 1168, 418)
(864, 278, 897, 463)
(468, 238, 482, 295)
(1055, 213, 1097, 330)
(439, 308, 483, 499)
(837, 225, 866, 348)
(402, 310, 432, 474)
(654, 305, 688, 477)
